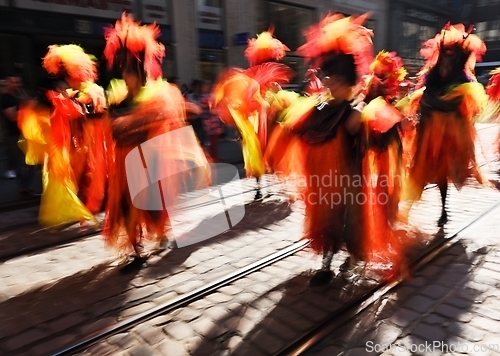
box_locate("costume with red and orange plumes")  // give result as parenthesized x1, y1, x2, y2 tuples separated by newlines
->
(352, 50, 415, 279)
(102, 13, 210, 259)
(264, 13, 388, 285)
(396, 23, 488, 226)
(480, 68, 500, 154)
(213, 28, 294, 199)
(17, 44, 107, 228)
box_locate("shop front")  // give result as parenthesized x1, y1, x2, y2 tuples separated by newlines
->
(0, 0, 173, 90)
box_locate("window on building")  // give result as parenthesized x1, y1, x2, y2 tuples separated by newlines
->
(485, 20, 500, 41)
(461, 3, 471, 17)
(162, 45, 176, 79)
(401, 22, 436, 59)
(196, 0, 225, 82)
(266, 2, 315, 52)
(201, 0, 222, 7)
(262, 1, 315, 83)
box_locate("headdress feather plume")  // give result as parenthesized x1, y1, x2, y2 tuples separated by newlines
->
(103, 12, 165, 80)
(42, 44, 98, 83)
(244, 27, 290, 67)
(361, 50, 407, 100)
(296, 12, 374, 80)
(486, 67, 500, 102)
(417, 22, 486, 81)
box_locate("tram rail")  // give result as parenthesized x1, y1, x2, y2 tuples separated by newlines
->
(51, 197, 500, 356)
(0, 178, 281, 263)
(280, 200, 500, 355)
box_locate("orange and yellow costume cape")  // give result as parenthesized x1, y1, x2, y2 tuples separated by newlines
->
(104, 79, 210, 253)
(396, 23, 488, 203)
(102, 13, 210, 254)
(213, 29, 293, 179)
(266, 13, 373, 261)
(17, 45, 107, 228)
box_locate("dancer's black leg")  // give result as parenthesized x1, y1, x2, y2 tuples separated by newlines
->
(438, 182, 448, 226)
(310, 250, 334, 286)
(254, 176, 262, 200)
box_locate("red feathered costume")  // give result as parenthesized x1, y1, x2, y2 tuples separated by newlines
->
(355, 51, 412, 279)
(17, 44, 108, 228)
(213, 28, 294, 185)
(483, 68, 500, 154)
(264, 13, 378, 284)
(396, 23, 488, 226)
(102, 13, 210, 257)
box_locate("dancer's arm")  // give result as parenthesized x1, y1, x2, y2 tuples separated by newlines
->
(344, 101, 366, 135)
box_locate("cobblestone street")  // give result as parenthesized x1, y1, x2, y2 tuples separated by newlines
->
(306, 206, 500, 356)
(0, 124, 499, 355)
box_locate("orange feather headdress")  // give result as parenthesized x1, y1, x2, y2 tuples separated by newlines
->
(418, 22, 486, 81)
(369, 51, 406, 83)
(296, 13, 374, 81)
(103, 12, 165, 80)
(244, 27, 290, 67)
(362, 51, 407, 100)
(42, 44, 98, 83)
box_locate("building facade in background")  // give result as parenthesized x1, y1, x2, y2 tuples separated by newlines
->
(226, 0, 388, 84)
(461, 0, 500, 83)
(0, 0, 173, 89)
(468, 0, 500, 63)
(386, 0, 460, 76)
(1, 0, 495, 91)
(0, 0, 389, 90)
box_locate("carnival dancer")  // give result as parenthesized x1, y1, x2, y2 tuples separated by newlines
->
(478, 68, 500, 153)
(396, 23, 488, 226)
(264, 13, 375, 285)
(17, 44, 107, 228)
(102, 13, 210, 262)
(213, 28, 294, 200)
(352, 51, 411, 278)
(355, 51, 407, 217)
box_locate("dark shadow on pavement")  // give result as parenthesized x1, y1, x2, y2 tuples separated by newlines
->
(488, 179, 500, 191)
(143, 198, 293, 279)
(0, 249, 189, 355)
(181, 270, 379, 356)
(184, 234, 475, 355)
(293, 242, 482, 355)
(0, 212, 105, 262)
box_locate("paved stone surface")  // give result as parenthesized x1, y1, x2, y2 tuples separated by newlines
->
(0, 124, 498, 355)
(72, 184, 500, 356)
(305, 205, 500, 356)
(0, 175, 302, 355)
